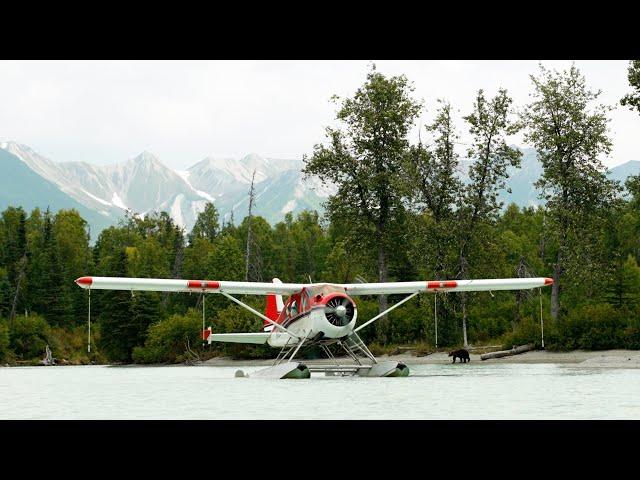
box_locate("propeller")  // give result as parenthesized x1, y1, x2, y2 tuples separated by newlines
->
(324, 296, 354, 326)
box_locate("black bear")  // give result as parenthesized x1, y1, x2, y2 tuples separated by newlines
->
(448, 348, 470, 363)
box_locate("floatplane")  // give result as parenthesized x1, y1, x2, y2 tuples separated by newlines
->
(75, 275, 553, 379)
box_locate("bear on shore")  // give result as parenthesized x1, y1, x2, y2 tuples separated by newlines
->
(448, 349, 470, 363)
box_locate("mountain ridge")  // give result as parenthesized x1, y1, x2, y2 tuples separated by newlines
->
(1, 140, 638, 239)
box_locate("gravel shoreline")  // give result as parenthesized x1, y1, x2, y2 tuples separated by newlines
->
(199, 349, 640, 369)
(4, 349, 638, 369)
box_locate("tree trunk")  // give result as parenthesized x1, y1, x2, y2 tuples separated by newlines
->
(513, 256, 527, 331)
(376, 241, 389, 344)
(480, 343, 534, 360)
(9, 255, 27, 326)
(551, 251, 561, 321)
(461, 292, 469, 348)
(459, 254, 469, 347)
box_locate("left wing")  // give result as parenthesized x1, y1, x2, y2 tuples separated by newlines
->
(75, 276, 306, 295)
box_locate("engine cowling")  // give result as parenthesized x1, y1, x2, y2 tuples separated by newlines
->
(323, 295, 355, 327)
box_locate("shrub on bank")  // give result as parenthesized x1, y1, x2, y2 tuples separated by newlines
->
(9, 314, 51, 360)
(504, 303, 638, 351)
(500, 316, 547, 350)
(555, 304, 626, 350)
(133, 310, 201, 364)
(48, 326, 107, 364)
(0, 319, 11, 363)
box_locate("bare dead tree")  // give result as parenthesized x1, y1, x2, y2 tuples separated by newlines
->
(9, 255, 28, 327)
(244, 170, 259, 281)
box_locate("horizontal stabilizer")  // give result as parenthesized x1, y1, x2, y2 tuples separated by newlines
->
(207, 333, 271, 345)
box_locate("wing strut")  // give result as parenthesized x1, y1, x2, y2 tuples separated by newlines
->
(353, 291, 420, 334)
(220, 292, 299, 338)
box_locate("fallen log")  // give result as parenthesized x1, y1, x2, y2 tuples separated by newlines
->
(480, 344, 534, 361)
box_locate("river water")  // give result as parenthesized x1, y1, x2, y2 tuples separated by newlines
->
(1, 363, 639, 419)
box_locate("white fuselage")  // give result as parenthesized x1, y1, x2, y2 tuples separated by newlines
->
(267, 306, 358, 347)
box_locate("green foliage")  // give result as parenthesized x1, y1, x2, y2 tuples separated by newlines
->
(0, 319, 11, 363)
(523, 63, 620, 319)
(207, 234, 244, 280)
(501, 316, 547, 350)
(606, 254, 640, 308)
(189, 202, 220, 245)
(133, 310, 201, 364)
(550, 304, 628, 351)
(621, 60, 640, 114)
(98, 249, 135, 362)
(9, 314, 51, 360)
(303, 64, 422, 327)
(0, 268, 10, 318)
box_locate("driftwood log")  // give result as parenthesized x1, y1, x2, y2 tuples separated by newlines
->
(480, 344, 534, 361)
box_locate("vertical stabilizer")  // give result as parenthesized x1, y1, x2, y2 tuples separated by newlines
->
(264, 278, 284, 331)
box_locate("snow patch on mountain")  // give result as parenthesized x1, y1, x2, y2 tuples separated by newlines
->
(170, 194, 185, 228)
(111, 192, 128, 211)
(82, 189, 112, 207)
(176, 169, 217, 203)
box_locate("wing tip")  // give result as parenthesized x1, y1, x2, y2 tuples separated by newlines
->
(75, 276, 93, 287)
(544, 277, 554, 285)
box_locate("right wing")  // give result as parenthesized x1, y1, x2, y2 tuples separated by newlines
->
(340, 278, 553, 295)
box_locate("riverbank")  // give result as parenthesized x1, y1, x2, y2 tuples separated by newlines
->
(4, 349, 640, 368)
(199, 349, 640, 368)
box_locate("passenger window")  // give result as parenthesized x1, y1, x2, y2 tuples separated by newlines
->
(290, 300, 298, 317)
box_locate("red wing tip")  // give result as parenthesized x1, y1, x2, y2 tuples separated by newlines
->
(75, 276, 93, 286)
(544, 278, 554, 285)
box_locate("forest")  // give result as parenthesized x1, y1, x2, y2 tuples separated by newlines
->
(1, 61, 640, 365)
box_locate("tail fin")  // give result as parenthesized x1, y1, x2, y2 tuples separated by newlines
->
(264, 278, 284, 331)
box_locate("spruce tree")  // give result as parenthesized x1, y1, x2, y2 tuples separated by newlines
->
(98, 249, 133, 362)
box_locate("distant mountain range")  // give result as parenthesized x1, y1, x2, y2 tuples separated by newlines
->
(0, 141, 335, 236)
(0, 141, 638, 239)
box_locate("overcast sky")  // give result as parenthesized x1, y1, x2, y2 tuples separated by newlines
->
(0, 60, 637, 169)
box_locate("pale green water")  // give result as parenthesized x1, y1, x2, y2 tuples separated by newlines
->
(1, 363, 639, 419)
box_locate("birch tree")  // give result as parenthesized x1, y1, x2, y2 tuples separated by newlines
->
(303, 66, 421, 341)
(457, 89, 522, 346)
(522, 64, 619, 320)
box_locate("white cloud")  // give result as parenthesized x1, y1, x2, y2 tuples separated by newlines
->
(0, 60, 637, 169)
